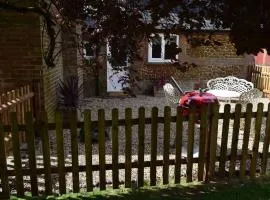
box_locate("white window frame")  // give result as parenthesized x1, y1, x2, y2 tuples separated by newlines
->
(148, 33, 179, 63)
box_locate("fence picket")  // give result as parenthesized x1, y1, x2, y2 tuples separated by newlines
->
(240, 103, 253, 180)
(229, 104, 242, 178)
(150, 107, 158, 186)
(16, 89, 23, 143)
(187, 106, 196, 183)
(26, 85, 31, 112)
(25, 112, 38, 196)
(55, 111, 66, 194)
(198, 105, 208, 181)
(163, 106, 171, 184)
(0, 122, 10, 198)
(112, 108, 119, 189)
(125, 108, 132, 188)
(84, 110, 93, 191)
(175, 107, 183, 184)
(261, 104, 270, 175)
(70, 111, 79, 192)
(11, 112, 24, 197)
(250, 103, 264, 179)
(138, 107, 145, 187)
(98, 109, 106, 190)
(20, 87, 25, 143)
(218, 104, 231, 177)
(41, 113, 52, 195)
(0, 84, 34, 155)
(208, 104, 219, 179)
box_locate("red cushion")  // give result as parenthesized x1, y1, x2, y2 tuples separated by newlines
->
(179, 91, 218, 117)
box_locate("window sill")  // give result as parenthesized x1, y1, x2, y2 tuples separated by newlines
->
(147, 62, 176, 66)
(147, 60, 175, 63)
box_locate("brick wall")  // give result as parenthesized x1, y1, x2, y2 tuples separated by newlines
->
(0, 1, 78, 122)
(137, 32, 255, 92)
(62, 24, 83, 79)
(0, 12, 42, 92)
(62, 27, 78, 79)
(41, 21, 63, 122)
(186, 34, 241, 58)
(43, 66, 62, 122)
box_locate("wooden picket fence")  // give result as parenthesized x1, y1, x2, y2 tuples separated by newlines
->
(0, 84, 34, 153)
(251, 65, 270, 98)
(1, 103, 270, 199)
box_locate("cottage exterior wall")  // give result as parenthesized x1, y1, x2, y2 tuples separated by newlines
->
(0, 12, 42, 92)
(136, 32, 254, 92)
(0, 2, 64, 122)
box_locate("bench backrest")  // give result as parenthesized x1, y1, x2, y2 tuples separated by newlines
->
(207, 76, 254, 94)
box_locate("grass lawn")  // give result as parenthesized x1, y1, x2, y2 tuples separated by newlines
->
(11, 177, 270, 200)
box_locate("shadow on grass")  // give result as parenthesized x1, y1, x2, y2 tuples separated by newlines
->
(10, 176, 270, 200)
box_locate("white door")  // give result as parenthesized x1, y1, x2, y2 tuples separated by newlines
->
(107, 41, 129, 92)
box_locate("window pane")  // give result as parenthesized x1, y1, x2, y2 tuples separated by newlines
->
(151, 36, 162, 58)
(110, 39, 128, 66)
(165, 36, 177, 60)
(85, 43, 94, 57)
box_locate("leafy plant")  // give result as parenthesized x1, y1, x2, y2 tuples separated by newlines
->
(57, 76, 83, 109)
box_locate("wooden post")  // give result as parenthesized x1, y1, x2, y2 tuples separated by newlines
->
(186, 105, 195, 183)
(138, 107, 145, 187)
(25, 112, 38, 196)
(70, 110, 79, 192)
(125, 108, 132, 188)
(150, 107, 158, 186)
(41, 112, 52, 195)
(20, 87, 26, 144)
(250, 103, 264, 179)
(175, 107, 183, 184)
(11, 112, 24, 197)
(84, 110, 93, 191)
(0, 122, 10, 198)
(56, 111, 66, 194)
(163, 106, 171, 184)
(98, 109, 106, 190)
(205, 103, 219, 182)
(261, 104, 270, 175)
(112, 108, 119, 189)
(198, 105, 208, 181)
(240, 103, 252, 180)
(218, 104, 231, 177)
(229, 104, 242, 178)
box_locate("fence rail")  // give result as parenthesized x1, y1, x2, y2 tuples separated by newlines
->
(0, 84, 34, 154)
(251, 65, 270, 97)
(1, 103, 270, 199)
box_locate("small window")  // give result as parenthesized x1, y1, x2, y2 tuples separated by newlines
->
(83, 43, 95, 60)
(152, 35, 162, 58)
(148, 34, 179, 63)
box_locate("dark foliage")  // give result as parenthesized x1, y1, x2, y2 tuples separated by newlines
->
(2, 0, 270, 69)
(57, 76, 82, 109)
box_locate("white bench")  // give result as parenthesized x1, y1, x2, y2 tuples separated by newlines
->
(206, 76, 254, 101)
